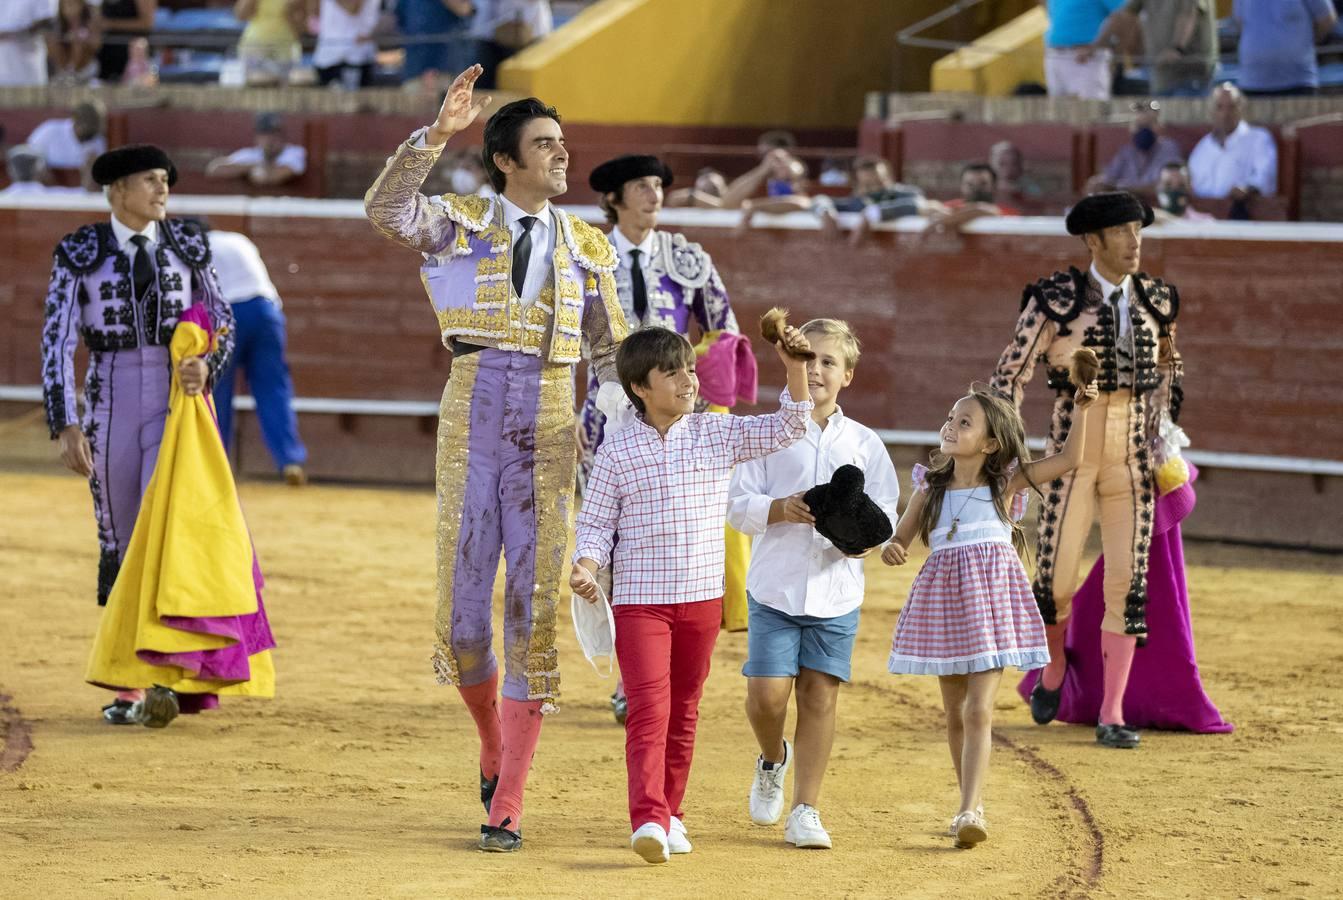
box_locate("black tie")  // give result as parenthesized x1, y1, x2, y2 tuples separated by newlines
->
(130, 234, 154, 299)
(629, 248, 648, 322)
(512, 216, 537, 297)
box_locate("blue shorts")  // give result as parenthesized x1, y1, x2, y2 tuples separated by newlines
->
(741, 595, 861, 683)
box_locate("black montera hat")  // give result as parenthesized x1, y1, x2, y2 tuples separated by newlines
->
(91, 144, 178, 187)
(588, 155, 674, 194)
(1065, 191, 1154, 236)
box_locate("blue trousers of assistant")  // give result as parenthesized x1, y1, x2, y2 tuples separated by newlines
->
(212, 297, 307, 470)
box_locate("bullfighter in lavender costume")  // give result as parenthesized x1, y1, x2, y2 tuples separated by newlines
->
(364, 66, 628, 853)
(40, 144, 234, 725)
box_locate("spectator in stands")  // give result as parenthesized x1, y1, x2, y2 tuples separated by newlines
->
(990, 140, 1045, 209)
(446, 148, 495, 197)
(0, 1, 57, 87)
(1153, 162, 1214, 222)
(1043, 0, 1126, 100)
(927, 162, 1020, 232)
(235, 0, 305, 86)
(1, 146, 54, 195)
(96, 0, 156, 84)
(397, 0, 473, 91)
(471, 0, 554, 88)
(814, 156, 932, 244)
(1187, 83, 1277, 214)
(1096, 0, 1217, 96)
(206, 112, 307, 188)
(1096, 100, 1184, 191)
(27, 99, 107, 187)
(1234, 0, 1337, 96)
(312, 0, 381, 88)
(48, 0, 103, 85)
(733, 149, 813, 234)
(665, 167, 729, 208)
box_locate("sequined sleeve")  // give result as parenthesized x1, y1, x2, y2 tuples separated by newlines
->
(1147, 326, 1184, 438)
(363, 129, 455, 255)
(990, 297, 1056, 408)
(197, 264, 235, 383)
(692, 264, 739, 333)
(583, 271, 628, 385)
(41, 254, 82, 438)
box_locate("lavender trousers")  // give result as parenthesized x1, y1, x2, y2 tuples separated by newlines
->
(85, 347, 171, 604)
(430, 349, 576, 709)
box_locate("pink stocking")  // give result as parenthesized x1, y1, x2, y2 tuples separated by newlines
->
(1040, 622, 1069, 690)
(487, 698, 544, 830)
(457, 672, 503, 780)
(1099, 631, 1138, 726)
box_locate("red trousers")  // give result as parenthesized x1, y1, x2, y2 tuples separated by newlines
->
(614, 598, 722, 832)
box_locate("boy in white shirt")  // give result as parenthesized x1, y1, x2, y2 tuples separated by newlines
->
(727, 318, 900, 850)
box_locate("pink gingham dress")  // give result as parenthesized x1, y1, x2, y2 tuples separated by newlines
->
(887, 464, 1049, 676)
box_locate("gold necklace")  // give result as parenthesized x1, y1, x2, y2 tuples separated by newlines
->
(945, 486, 983, 541)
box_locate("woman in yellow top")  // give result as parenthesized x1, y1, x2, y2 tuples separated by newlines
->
(235, 0, 303, 84)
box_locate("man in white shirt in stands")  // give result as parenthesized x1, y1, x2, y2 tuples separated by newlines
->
(196, 221, 308, 486)
(27, 99, 107, 179)
(727, 318, 900, 851)
(1187, 83, 1278, 215)
(205, 112, 308, 189)
(312, 0, 381, 88)
(0, 145, 84, 196)
(0, 0, 56, 86)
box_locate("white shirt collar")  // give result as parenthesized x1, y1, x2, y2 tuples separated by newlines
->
(808, 404, 845, 434)
(612, 227, 656, 260)
(497, 193, 551, 233)
(1090, 263, 1131, 302)
(110, 214, 158, 250)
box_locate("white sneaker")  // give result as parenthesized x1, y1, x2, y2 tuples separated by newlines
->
(631, 822, 669, 864)
(667, 816, 692, 854)
(749, 739, 792, 825)
(784, 804, 832, 849)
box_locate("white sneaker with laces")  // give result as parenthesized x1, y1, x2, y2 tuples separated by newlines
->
(667, 816, 692, 854)
(631, 822, 669, 864)
(784, 804, 832, 849)
(749, 738, 792, 825)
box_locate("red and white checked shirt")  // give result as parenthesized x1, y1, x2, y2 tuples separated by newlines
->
(574, 390, 812, 605)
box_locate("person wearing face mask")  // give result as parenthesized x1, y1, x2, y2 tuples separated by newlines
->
(1153, 162, 1213, 222)
(1099, 101, 1185, 192)
(364, 66, 628, 853)
(446, 148, 495, 197)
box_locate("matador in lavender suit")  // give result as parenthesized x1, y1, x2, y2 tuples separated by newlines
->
(990, 192, 1182, 751)
(364, 67, 628, 853)
(41, 144, 233, 724)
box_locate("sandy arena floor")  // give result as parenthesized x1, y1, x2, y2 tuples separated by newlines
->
(2, 427, 1341, 898)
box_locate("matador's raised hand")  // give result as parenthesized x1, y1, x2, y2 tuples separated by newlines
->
(428, 65, 493, 146)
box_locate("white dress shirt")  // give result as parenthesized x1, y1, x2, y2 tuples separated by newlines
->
(110, 214, 158, 254)
(728, 408, 901, 618)
(27, 118, 107, 169)
(496, 192, 556, 304)
(611, 226, 656, 323)
(223, 143, 307, 175)
(208, 230, 281, 305)
(1188, 120, 1279, 198)
(1090, 263, 1132, 337)
(312, 0, 380, 68)
(0, 0, 56, 87)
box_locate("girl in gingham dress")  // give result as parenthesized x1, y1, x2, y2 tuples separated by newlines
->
(882, 380, 1097, 849)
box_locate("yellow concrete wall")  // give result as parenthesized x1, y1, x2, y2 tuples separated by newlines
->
(497, 0, 915, 128)
(930, 5, 1048, 96)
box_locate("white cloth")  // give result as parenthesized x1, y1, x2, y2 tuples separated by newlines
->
(1188, 120, 1279, 199)
(312, 0, 380, 68)
(27, 118, 107, 170)
(1044, 46, 1112, 100)
(1090, 263, 1132, 337)
(496, 192, 556, 304)
(0, 0, 56, 87)
(470, 0, 554, 40)
(222, 144, 307, 175)
(208, 230, 281, 305)
(728, 409, 901, 618)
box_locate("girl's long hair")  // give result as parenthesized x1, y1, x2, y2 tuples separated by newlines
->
(917, 388, 1039, 559)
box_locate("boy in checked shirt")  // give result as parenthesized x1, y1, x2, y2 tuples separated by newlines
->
(571, 324, 813, 865)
